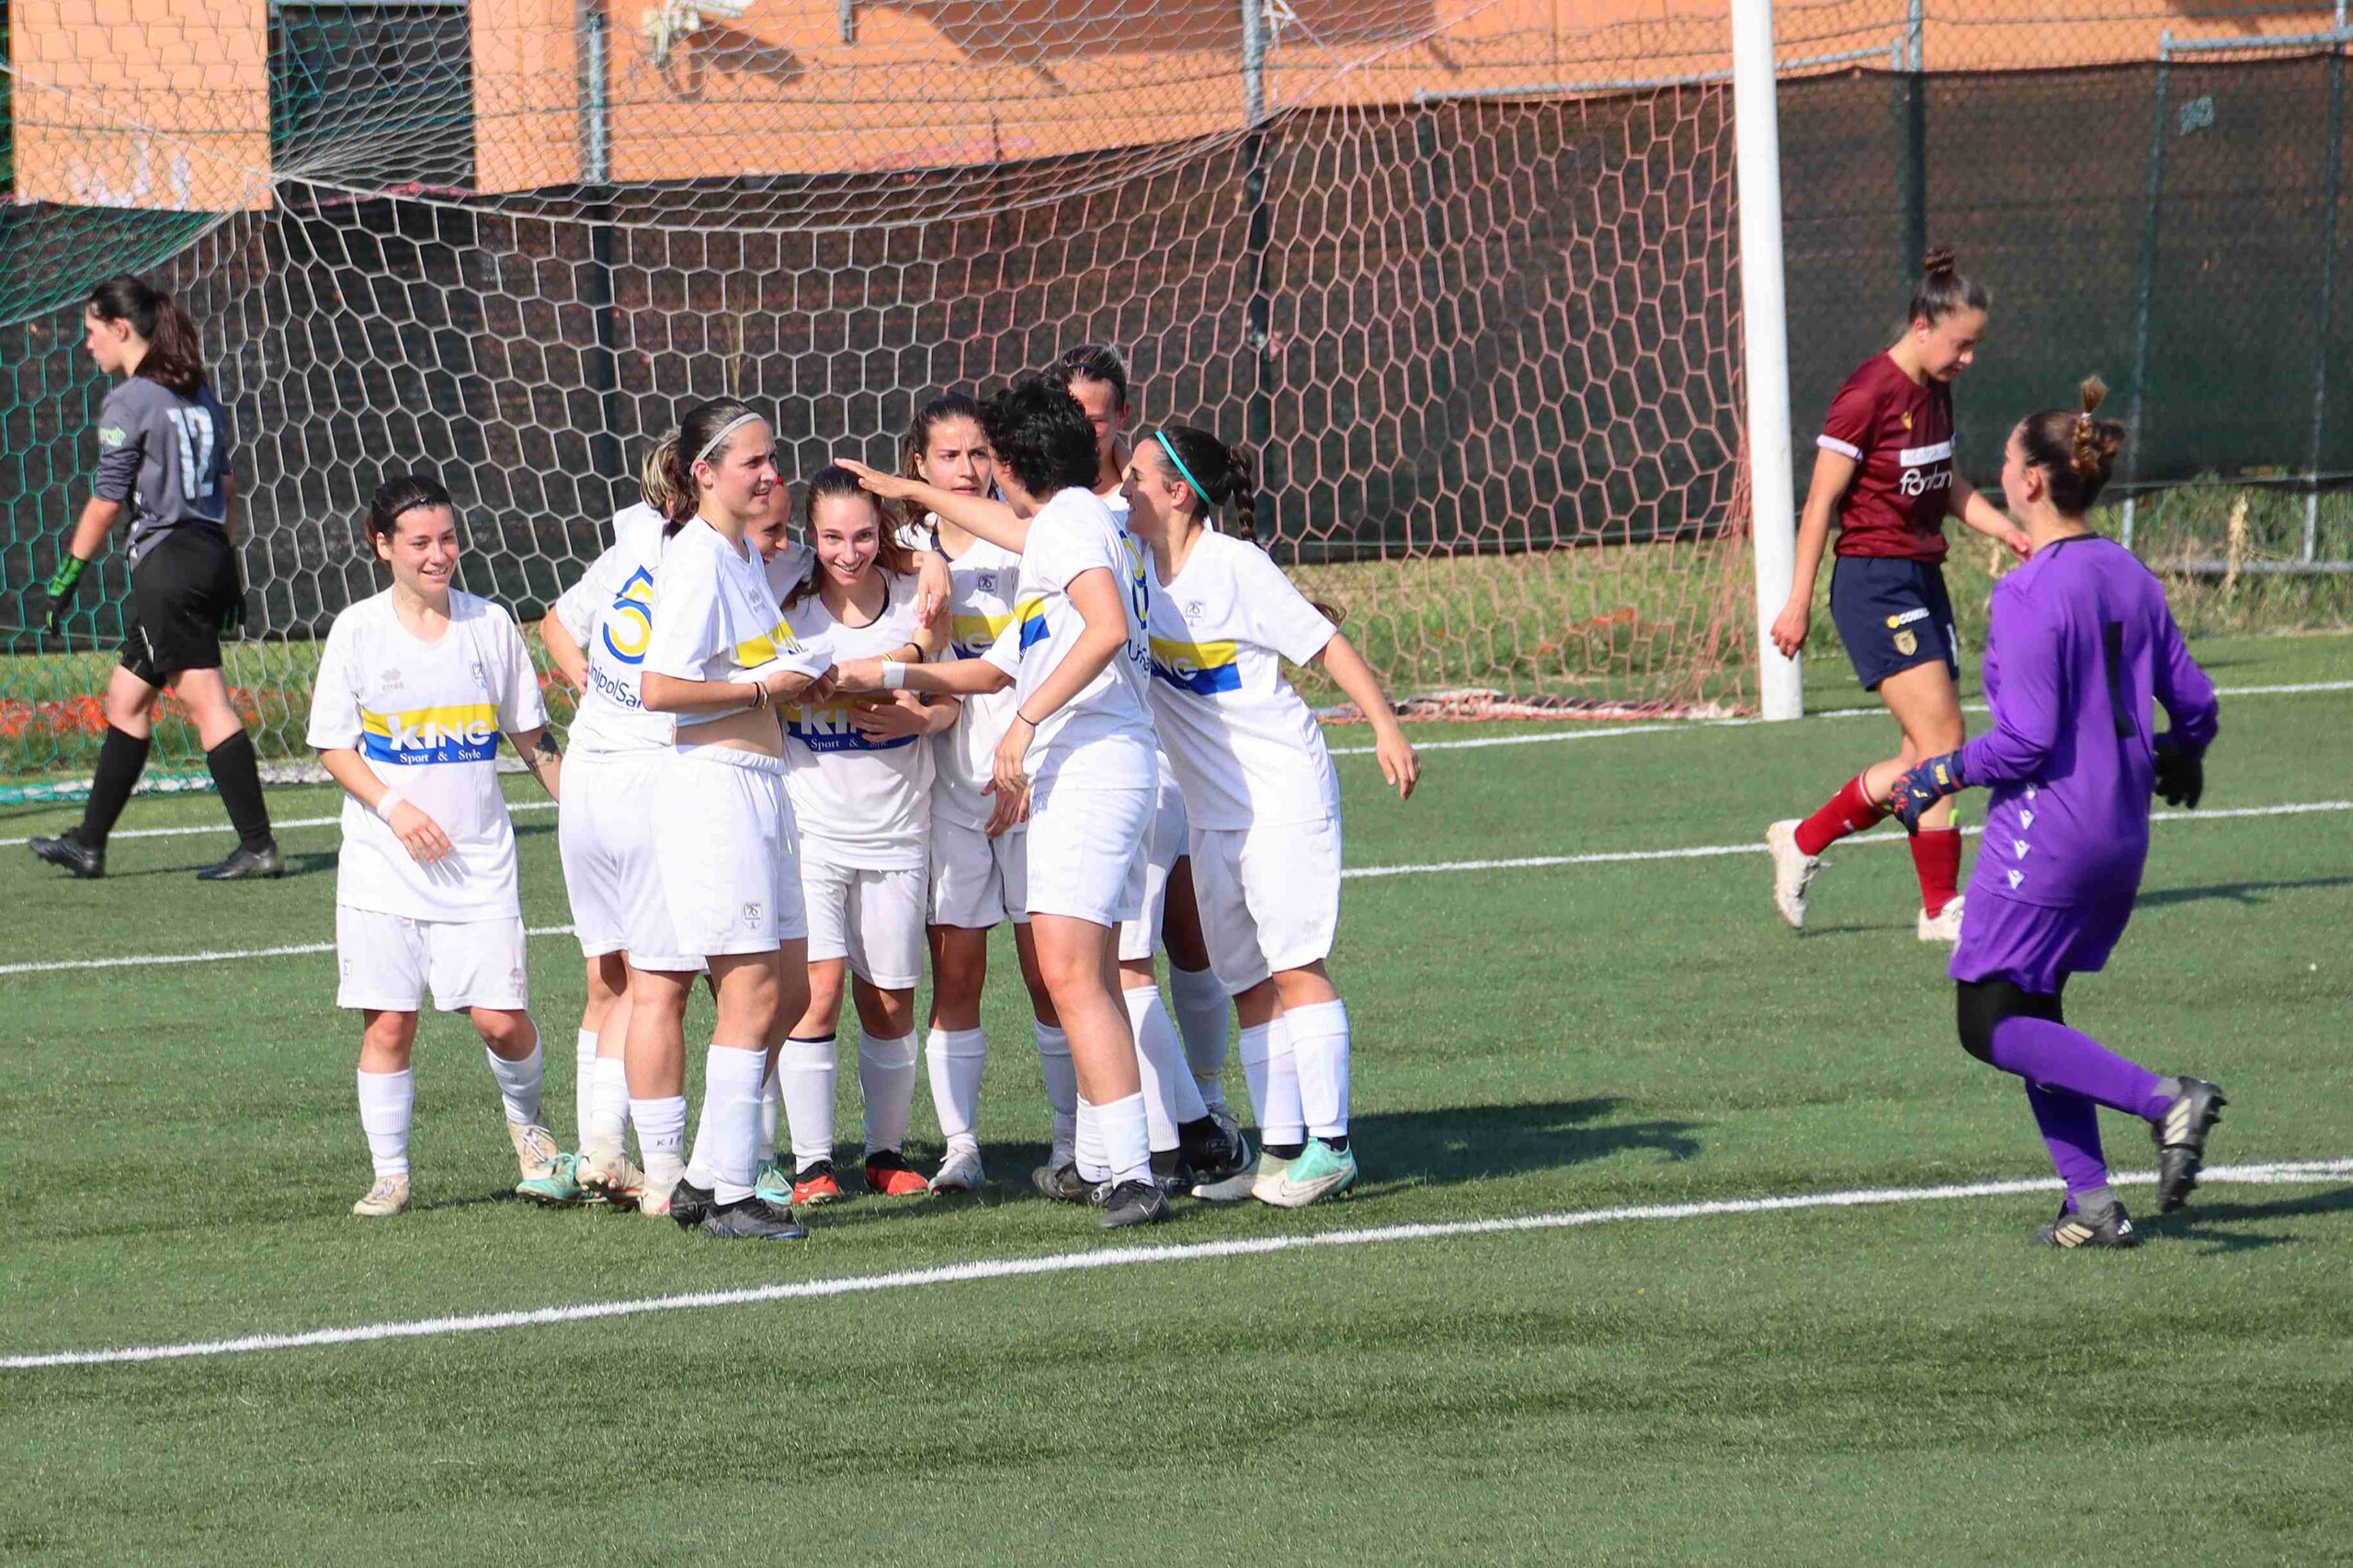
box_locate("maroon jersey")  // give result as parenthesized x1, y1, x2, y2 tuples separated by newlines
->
(1816, 352, 1954, 563)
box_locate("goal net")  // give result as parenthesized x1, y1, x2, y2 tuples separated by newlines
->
(0, 0, 1758, 791)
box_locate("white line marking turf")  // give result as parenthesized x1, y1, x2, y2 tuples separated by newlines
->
(3, 679, 2340, 842)
(3, 798, 2346, 978)
(6, 1157, 2345, 1372)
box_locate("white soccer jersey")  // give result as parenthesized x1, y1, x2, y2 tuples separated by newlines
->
(554, 536, 672, 756)
(780, 571, 935, 868)
(307, 588, 548, 921)
(934, 529, 1027, 831)
(979, 485, 1156, 791)
(1143, 528, 1340, 829)
(642, 517, 819, 740)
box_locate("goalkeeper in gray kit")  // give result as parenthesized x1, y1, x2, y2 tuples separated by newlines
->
(28, 274, 280, 881)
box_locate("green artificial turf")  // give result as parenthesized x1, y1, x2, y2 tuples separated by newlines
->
(1, 632, 2347, 1564)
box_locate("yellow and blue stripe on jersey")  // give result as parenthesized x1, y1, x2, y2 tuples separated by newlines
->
(1149, 636, 1243, 695)
(950, 608, 1015, 662)
(1016, 597, 1049, 653)
(785, 700, 919, 754)
(733, 619, 807, 669)
(359, 703, 502, 765)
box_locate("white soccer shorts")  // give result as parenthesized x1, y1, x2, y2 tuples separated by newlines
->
(800, 849, 928, 990)
(1187, 814, 1343, 994)
(335, 906, 530, 1013)
(1117, 762, 1189, 961)
(1023, 778, 1151, 929)
(653, 750, 808, 958)
(929, 812, 1029, 930)
(557, 748, 699, 971)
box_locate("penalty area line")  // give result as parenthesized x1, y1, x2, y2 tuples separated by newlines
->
(6, 1156, 2347, 1371)
(3, 800, 2346, 977)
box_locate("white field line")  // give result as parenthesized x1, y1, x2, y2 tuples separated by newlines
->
(6, 1157, 2347, 1373)
(3, 799, 2346, 979)
(3, 681, 2340, 842)
(1326, 677, 2353, 756)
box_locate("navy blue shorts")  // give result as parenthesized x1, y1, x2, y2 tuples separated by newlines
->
(1829, 555, 1958, 692)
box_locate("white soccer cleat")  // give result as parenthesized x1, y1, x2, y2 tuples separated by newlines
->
(930, 1143, 985, 1194)
(1917, 893, 1965, 944)
(352, 1173, 411, 1219)
(506, 1119, 563, 1183)
(1766, 819, 1822, 930)
(580, 1142, 646, 1210)
(1196, 1151, 1286, 1203)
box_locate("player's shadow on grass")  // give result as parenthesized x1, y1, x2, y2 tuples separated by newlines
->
(1348, 1096, 1702, 1185)
(2145, 1185, 2353, 1255)
(2135, 874, 2353, 909)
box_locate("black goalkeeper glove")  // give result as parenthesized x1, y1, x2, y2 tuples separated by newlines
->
(221, 558, 249, 636)
(1888, 749, 1965, 834)
(40, 556, 87, 634)
(2154, 736, 2204, 810)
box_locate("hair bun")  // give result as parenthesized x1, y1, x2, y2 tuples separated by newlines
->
(2077, 373, 2109, 416)
(1921, 245, 1958, 278)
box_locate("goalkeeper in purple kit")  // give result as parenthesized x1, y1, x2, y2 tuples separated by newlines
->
(1880, 379, 2224, 1249)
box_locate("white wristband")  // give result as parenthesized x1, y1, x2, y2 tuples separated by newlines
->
(373, 788, 407, 824)
(881, 660, 907, 691)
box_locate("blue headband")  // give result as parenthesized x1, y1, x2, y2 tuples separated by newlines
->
(1154, 430, 1212, 509)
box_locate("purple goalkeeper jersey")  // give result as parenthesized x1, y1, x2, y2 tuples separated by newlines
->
(1958, 535, 2219, 910)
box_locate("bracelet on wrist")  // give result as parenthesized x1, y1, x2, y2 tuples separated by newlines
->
(373, 788, 407, 824)
(1013, 710, 1040, 728)
(881, 660, 907, 691)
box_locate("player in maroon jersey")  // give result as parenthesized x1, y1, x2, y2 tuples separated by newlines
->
(1764, 248, 2033, 942)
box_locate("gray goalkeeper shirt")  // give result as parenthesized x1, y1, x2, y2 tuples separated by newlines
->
(93, 376, 233, 567)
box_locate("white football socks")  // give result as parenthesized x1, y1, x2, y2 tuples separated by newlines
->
(1285, 999, 1351, 1140)
(629, 1093, 688, 1191)
(574, 1028, 600, 1141)
(483, 1029, 544, 1127)
(699, 1043, 767, 1204)
(585, 1056, 631, 1153)
(859, 1028, 919, 1156)
(1098, 1091, 1154, 1187)
(1167, 962, 1231, 1108)
(1074, 1096, 1108, 1184)
(756, 1067, 781, 1165)
(1035, 1021, 1077, 1166)
(926, 1026, 987, 1153)
(779, 1034, 838, 1170)
(1239, 1017, 1305, 1149)
(1124, 983, 1206, 1151)
(356, 1068, 414, 1178)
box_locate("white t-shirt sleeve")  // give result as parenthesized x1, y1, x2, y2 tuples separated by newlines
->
(554, 546, 627, 642)
(1234, 546, 1338, 665)
(642, 550, 722, 681)
(489, 608, 549, 733)
(305, 616, 365, 751)
(1028, 507, 1122, 594)
(981, 616, 1024, 681)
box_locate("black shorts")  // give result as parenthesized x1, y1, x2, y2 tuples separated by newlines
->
(119, 525, 237, 685)
(1828, 555, 1959, 692)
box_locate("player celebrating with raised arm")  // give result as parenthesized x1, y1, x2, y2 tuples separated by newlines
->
(308, 476, 565, 1219)
(1880, 381, 2224, 1248)
(763, 468, 950, 1206)
(29, 274, 280, 882)
(634, 398, 833, 1242)
(1122, 426, 1418, 1204)
(1765, 248, 2034, 941)
(833, 376, 1170, 1228)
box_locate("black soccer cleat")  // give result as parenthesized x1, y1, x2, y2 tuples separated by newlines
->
(1097, 1179, 1173, 1230)
(1179, 1108, 1252, 1187)
(2036, 1199, 2141, 1250)
(197, 840, 286, 881)
(1030, 1161, 1095, 1204)
(668, 1176, 717, 1231)
(28, 832, 103, 879)
(699, 1195, 809, 1242)
(2152, 1078, 2228, 1213)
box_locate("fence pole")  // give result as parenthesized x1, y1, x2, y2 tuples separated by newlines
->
(577, 0, 626, 506)
(1733, 0, 1802, 720)
(1239, 3, 1274, 483)
(1899, 1, 1927, 287)
(2123, 35, 2174, 551)
(2308, 41, 2345, 562)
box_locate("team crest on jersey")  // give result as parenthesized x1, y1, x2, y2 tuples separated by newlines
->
(1185, 600, 1207, 617)
(1893, 630, 1918, 656)
(382, 669, 404, 687)
(741, 901, 764, 927)
(975, 571, 998, 594)
(471, 663, 488, 689)
(1900, 411, 1913, 432)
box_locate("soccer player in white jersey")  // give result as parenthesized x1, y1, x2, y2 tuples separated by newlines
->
(1122, 425, 1419, 1204)
(309, 475, 566, 1219)
(881, 395, 1061, 1194)
(833, 377, 1169, 1227)
(1051, 347, 1246, 1191)
(756, 468, 949, 1206)
(633, 398, 833, 1242)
